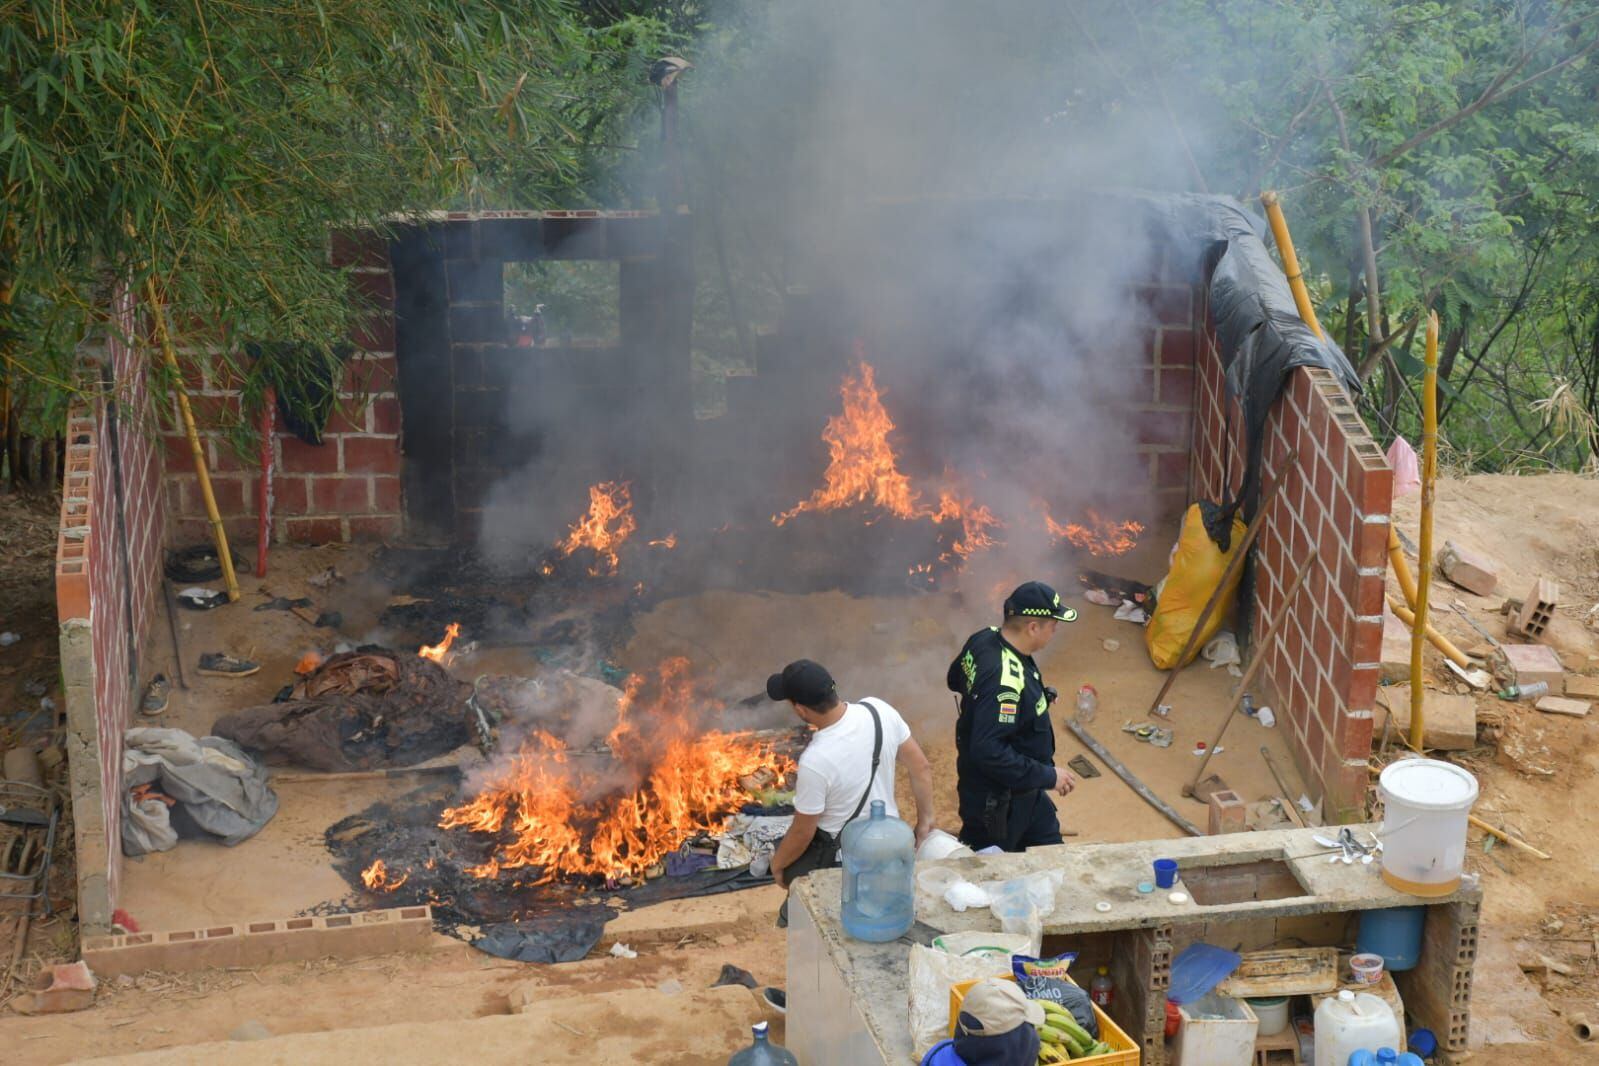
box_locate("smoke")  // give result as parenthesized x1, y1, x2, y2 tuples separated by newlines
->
(473, 0, 1219, 594)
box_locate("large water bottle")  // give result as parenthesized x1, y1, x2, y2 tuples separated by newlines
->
(726, 1021, 798, 1066)
(841, 799, 915, 941)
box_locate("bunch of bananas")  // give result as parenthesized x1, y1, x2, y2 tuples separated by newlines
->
(1035, 1000, 1113, 1062)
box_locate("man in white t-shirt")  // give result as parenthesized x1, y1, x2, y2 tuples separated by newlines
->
(764, 659, 934, 924)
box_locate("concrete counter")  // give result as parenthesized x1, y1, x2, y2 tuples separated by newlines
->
(786, 826, 1481, 1065)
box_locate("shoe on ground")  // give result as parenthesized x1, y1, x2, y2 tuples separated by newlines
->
(198, 653, 260, 678)
(761, 987, 786, 1014)
(140, 674, 171, 716)
(713, 963, 757, 990)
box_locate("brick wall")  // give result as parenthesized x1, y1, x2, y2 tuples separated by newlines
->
(1132, 277, 1201, 518)
(1192, 326, 1393, 820)
(162, 234, 402, 546)
(55, 285, 167, 928)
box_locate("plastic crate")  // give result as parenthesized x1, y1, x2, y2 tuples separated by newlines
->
(948, 974, 1140, 1065)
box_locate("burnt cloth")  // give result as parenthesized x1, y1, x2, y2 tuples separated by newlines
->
(213, 650, 472, 771)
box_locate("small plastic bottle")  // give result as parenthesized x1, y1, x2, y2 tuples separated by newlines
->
(1498, 681, 1550, 701)
(1090, 966, 1115, 1009)
(1241, 694, 1257, 717)
(1075, 685, 1098, 724)
(726, 1021, 798, 1066)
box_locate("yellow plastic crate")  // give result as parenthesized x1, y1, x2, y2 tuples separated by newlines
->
(947, 974, 1140, 1065)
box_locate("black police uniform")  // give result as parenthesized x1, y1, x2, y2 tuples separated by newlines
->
(947, 626, 1063, 852)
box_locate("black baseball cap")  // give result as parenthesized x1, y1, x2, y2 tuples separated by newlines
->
(1003, 580, 1078, 623)
(766, 659, 838, 706)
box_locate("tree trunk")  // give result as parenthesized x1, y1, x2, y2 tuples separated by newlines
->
(42, 434, 60, 491)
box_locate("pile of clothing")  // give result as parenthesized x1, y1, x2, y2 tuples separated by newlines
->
(122, 727, 278, 856)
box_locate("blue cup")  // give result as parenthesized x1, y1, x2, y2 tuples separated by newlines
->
(1153, 858, 1179, 889)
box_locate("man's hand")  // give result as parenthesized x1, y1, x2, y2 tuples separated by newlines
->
(771, 864, 788, 890)
(1052, 766, 1078, 796)
(914, 818, 935, 848)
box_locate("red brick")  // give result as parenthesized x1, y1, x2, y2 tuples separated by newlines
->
(370, 397, 402, 435)
(197, 475, 248, 516)
(273, 476, 310, 516)
(1340, 712, 1374, 758)
(162, 434, 197, 471)
(1159, 329, 1197, 368)
(1346, 664, 1379, 710)
(1351, 616, 1383, 663)
(1356, 519, 1388, 569)
(350, 313, 396, 353)
(1357, 465, 1393, 518)
(1138, 285, 1193, 326)
(1138, 414, 1190, 448)
(285, 517, 343, 544)
(1158, 367, 1194, 406)
(350, 269, 395, 305)
(1355, 571, 1384, 617)
(329, 228, 390, 270)
(342, 436, 400, 475)
(324, 404, 368, 435)
(279, 437, 341, 474)
(343, 356, 398, 395)
(372, 475, 403, 513)
(311, 476, 373, 513)
(190, 393, 242, 429)
(348, 515, 402, 540)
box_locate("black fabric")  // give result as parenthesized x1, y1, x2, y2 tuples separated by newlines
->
(472, 907, 616, 963)
(958, 787, 1061, 853)
(948, 628, 1058, 799)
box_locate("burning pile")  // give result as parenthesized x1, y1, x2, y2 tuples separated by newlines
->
(774, 351, 1000, 568)
(437, 659, 791, 883)
(1044, 508, 1145, 557)
(558, 481, 637, 575)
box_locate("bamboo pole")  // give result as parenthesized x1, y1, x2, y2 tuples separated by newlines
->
(1387, 525, 1419, 609)
(1468, 814, 1551, 860)
(1409, 312, 1439, 750)
(1387, 594, 1470, 670)
(1261, 192, 1326, 340)
(145, 279, 239, 602)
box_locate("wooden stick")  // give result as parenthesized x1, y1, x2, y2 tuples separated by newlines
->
(1468, 814, 1551, 860)
(1261, 747, 1309, 827)
(1184, 551, 1318, 797)
(271, 765, 462, 785)
(1144, 450, 1299, 718)
(1066, 720, 1203, 836)
(1410, 311, 1440, 750)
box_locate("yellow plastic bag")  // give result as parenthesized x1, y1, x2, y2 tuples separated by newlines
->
(1145, 503, 1247, 670)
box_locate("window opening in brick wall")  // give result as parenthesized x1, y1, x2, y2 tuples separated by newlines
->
(503, 260, 621, 348)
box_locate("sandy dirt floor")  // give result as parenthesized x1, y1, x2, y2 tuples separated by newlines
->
(2, 475, 1597, 1062)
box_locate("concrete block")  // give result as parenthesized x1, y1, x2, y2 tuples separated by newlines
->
(81, 905, 434, 978)
(1380, 607, 1413, 684)
(1375, 686, 1477, 750)
(1511, 578, 1558, 640)
(1206, 790, 1247, 835)
(1534, 696, 1590, 717)
(1564, 675, 1599, 699)
(1501, 643, 1564, 689)
(11, 961, 97, 1015)
(1436, 541, 1499, 596)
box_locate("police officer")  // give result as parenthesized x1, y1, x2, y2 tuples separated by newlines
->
(947, 581, 1078, 851)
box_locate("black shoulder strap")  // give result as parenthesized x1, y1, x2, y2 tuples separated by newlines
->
(842, 699, 885, 829)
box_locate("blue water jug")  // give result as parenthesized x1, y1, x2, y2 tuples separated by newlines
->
(727, 1021, 799, 1065)
(841, 799, 915, 941)
(1356, 906, 1426, 971)
(1348, 1049, 1421, 1066)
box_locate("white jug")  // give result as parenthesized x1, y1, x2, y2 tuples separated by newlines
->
(1314, 990, 1400, 1066)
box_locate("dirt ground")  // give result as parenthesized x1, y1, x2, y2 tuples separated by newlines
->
(2, 475, 1597, 1063)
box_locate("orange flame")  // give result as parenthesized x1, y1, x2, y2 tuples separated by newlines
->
(647, 533, 677, 549)
(440, 659, 792, 883)
(775, 352, 1002, 567)
(559, 481, 638, 576)
(1046, 508, 1145, 557)
(418, 622, 461, 664)
(361, 858, 408, 892)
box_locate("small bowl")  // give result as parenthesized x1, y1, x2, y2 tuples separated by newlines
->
(1350, 952, 1385, 985)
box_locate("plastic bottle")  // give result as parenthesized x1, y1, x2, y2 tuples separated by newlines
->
(1498, 681, 1550, 701)
(1347, 1050, 1419, 1066)
(840, 799, 915, 942)
(1090, 966, 1115, 1009)
(1314, 990, 1400, 1066)
(1075, 685, 1098, 724)
(726, 1021, 799, 1066)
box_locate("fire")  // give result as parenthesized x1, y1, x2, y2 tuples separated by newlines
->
(361, 858, 408, 892)
(559, 481, 638, 576)
(418, 622, 461, 664)
(1046, 508, 1145, 557)
(776, 348, 1002, 567)
(440, 658, 791, 883)
(647, 533, 677, 549)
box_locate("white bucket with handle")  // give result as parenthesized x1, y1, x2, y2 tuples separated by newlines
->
(1378, 757, 1478, 896)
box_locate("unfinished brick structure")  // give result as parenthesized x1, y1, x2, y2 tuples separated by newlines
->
(54, 287, 167, 930)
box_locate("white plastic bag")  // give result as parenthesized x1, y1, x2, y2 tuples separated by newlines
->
(908, 939, 1034, 1058)
(1202, 631, 1244, 677)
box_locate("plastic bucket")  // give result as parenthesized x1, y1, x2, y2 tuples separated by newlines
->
(1377, 758, 1478, 897)
(916, 829, 973, 862)
(1356, 906, 1426, 971)
(1248, 996, 1290, 1036)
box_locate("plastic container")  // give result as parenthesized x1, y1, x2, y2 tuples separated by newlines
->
(1249, 996, 1290, 1036)
(1499, 681, 1550, 701)
(841, 800, 915, 941)
(1075, 685, 1098, 724)
(1349, 953, 1385, 985)
(1154, 858, 1180, 889)
(1348, 1050, 1423, 1066)
(1356, 906, 1426, 971)
(948, 974, 1141, 1064)
(915, 828, 972, 862)
(1313, 990, 1401, 1066)
(1377, 758, 1480, 896)
(1172, 992, 1259, 1066)
(1090, 966, 1115, 1009)
(727, 1021, 799, 1066)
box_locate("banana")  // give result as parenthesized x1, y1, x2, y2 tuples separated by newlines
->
(1038, 1024, 1068, 1045)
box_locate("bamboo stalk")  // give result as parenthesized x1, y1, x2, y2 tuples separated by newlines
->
(1410, 312, 1439, 750)
(1468, 814, 1551, 860)
(1387, 525, 1419, 609)
(1261, 192, 1325, 340)
(145, 279, 239, 602)
(1387, 594, 1471, 669)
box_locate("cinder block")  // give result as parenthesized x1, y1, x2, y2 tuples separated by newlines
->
(1435, 541, 1499, 596)
(1501, 642, 1564, 689)
(1511, 578, 1559, 640)
(1206, 790, 1247, 835)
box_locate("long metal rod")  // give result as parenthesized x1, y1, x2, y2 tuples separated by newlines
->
(1184, 550, 1319, 796)
(1261, 746, 1308, 828)
(162, 578, 188, 690)
(1066, 720, 1203, 837)
(1145, 450, 1299, 718)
